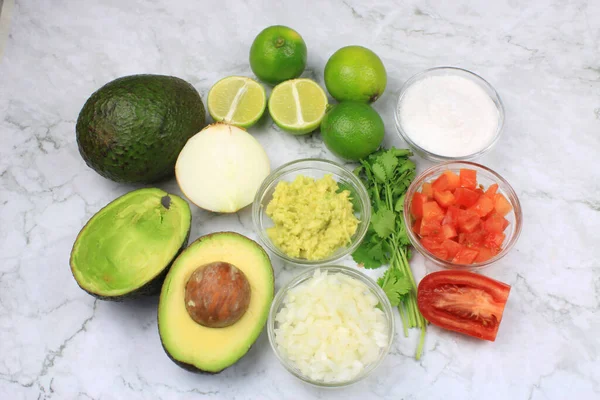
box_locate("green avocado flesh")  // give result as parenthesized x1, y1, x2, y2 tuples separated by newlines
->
(70, 188, 191, 299)
(76, 74, 206, 183)
(158, 232, 274, 373)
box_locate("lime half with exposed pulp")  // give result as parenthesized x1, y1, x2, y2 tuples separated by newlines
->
(207, 76, 267, 128)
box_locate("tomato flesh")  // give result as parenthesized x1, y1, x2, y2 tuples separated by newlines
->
(443, 170, 460, 190)
(433, 190, 455, 208)
(494, 193, 513, 216)
(454, 188, 480, 208)
(411, 193, 427, 219)
(422, 182, 433, 198)
(410, 168, 513, 265)
(459, 169, 477, 189)
(417, 270, 511, 341)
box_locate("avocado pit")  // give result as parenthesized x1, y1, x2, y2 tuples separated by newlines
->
(184, 262, 251, 328)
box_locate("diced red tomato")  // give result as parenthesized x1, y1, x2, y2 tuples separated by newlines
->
(442, 171, 460, 190)
(442, 206, 461, 227)
(412, 218, 422, 235)
(452, 248, 479, 264)
(469, 195, 494, 217)
(414, 170, 512, 266)
(422, 182, 433, 198)
(420, 237, 448, 260)
(483, 232, 506, 250)
(483, 213, 508, 233)
(422, 201, 444, 223)
(494, 193, 513, 217)
(433, 190, 455, 208)
(474, 247, 494, 263)
(411, 193, 428, 219)
(460, 229, 486, 248)
(442, 239, 463, 259)
(432, 174, 449, 192)
(484, 183, 498, 199)
(442, 224, 457, 239)
(454, 188, 480, 208)
(457, 209, 480, 233)
(459, 169, 477, 189)
(420, 218, 442, 237)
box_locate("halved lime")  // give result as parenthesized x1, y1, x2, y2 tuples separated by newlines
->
(207, 76, 267, 128)
(268, 79, 328, 135)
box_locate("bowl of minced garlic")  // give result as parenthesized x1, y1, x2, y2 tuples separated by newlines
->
(252, 158, 370, 266)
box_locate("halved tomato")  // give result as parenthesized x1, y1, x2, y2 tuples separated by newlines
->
(459, 169, 477, 189)
(417, 270, 511, 341)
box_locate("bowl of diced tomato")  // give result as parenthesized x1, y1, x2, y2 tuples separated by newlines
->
(403, 161, 522, 270)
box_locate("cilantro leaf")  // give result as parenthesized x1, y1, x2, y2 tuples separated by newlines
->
(377, 150, 398, 179)
(371, 208, 396, 238)
(352, 241, 383, 269)
(372, 163, 386, 183)
(378, 268, 413, 307)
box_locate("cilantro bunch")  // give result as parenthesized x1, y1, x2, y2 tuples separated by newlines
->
(352, 147, 427, 360)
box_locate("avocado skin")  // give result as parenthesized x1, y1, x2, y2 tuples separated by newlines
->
(157, 232, 275, 374)
(76, 74, 206, 183)
(69, 189, 192, 301)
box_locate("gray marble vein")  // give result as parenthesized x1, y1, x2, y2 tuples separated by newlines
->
(1, 0, 599, 399)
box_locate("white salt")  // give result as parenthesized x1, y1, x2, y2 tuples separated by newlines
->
(398, 74, 500, 157)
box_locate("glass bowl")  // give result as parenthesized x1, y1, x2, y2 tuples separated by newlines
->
(394, 66, 505, 161)
(267, 265, 395, 387)
(403, 161, 522, 271)
(252, 159, 370, 266)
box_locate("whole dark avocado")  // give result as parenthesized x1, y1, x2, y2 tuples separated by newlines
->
(76, 74, 206, 183)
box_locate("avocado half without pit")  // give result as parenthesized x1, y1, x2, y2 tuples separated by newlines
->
(70, 188, 191, 300)
(158, 232, 274, 373)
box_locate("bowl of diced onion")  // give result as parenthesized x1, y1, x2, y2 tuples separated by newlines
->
(267, 265, 395, 387)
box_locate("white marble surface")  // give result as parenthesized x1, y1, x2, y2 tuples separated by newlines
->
(1, 0, 599, 399)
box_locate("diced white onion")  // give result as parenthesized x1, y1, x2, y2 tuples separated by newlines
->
(274, 270, 389, 383)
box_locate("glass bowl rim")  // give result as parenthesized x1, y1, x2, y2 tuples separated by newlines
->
(266, 264, 395, 387)
(394, 66, 506, 161)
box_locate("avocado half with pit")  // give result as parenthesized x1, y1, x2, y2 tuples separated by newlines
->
(158, 232, 274, 373)
(70, 188, 191, 300)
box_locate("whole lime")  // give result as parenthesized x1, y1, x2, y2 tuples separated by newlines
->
(324, 46, 387, 103)
(320, 102, 385, 161)
(249, 25, 307, 85)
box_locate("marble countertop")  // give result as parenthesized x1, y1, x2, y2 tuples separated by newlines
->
(1, 0, 598, 399)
